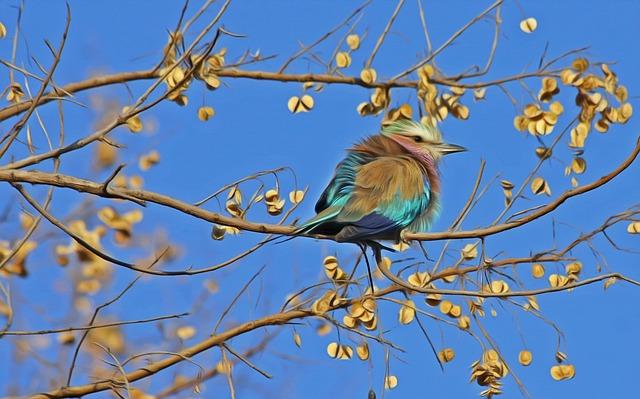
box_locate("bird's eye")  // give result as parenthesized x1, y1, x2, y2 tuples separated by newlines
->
(413, 136, 423, 143)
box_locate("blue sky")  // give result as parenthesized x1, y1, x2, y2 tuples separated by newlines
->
(1, 1, 639, 398)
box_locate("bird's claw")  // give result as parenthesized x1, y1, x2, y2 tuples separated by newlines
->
(398, 229, 411, 247)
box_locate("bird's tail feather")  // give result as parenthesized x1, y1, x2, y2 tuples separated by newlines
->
(271, 205, 343, 246)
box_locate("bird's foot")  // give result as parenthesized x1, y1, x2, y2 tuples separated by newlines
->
(396, 229, 412, 249)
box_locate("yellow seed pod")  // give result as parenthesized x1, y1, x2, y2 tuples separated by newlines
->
(289, 190, 305, 204)
(438, 348, 455, 363)
(532, 263, 545, 278)
(435, 105, 448, 121)
(560, 69, 579, 85)
(123, 110, 143, 133)
(593, 118, 608, 134)
(425, 292, 442, 307)
(542, 77, 558, 93)
(362, 297, 377, 312)
(336, 52, 352, 68)
(343, 315, 357, 328)
(571, 158, 587, 174)
(378, 256, 392, 271)
(316, 323, 332, 336)
(139, 150, 160, 171)
(549, 101, 564, 115)
(76, 279, 101, 295)
(449, 304, 462, 318)
(198, 106, 215, 121)
(293, 332, 302, 348)
(518, 350, 533, 366)
(326, 342, 339, 358)
(550, 364, 575, 381)
(57, 331, 75, 345)
(500, 180, 514, 190)
(535, 146, 552, 160)
(523, 103, 542, 119)
(346, 34, 360, 50)
(519, 17, 537, 33)
(457, 315, 470, 330)
(549, 274, 569, 288)
(535, 119, 553, 135)
(482, 349, 500, 363)
(604, 277, 617, 289)
(526, 296, 540, 311)
(356, 343, 369, 360)
(399, 300, 416, 325)
(0, 23, 6, 39)
(461, 243, 478, 260)
(384, 375, 398, 389)
(615, 85, 629, 103)
(572, 58, 589, 72)
(489, 280, 510, 294)
(287, 95, 314, 113)
(531, 177, 551, 196)
(204, 74, 221, 90)
(620, 103, 633, 121)
(627, 222, 640, 234)
(452, 104, 470, 120)
(327, 342, 352, 360)
(603, 107, 619, 123)
(565, 261, 582, 275)
(439, 300, 453, 315)
(473, 88, 486, 100)
(362, 315, 378, 331)
(420, 64, 435, 79)
(407, 271, 430, 288)
(360, 68, 377, 84)
(570, 122, 589, 148)
(176, 326, 196, 340)
(513, 116, 528, 132)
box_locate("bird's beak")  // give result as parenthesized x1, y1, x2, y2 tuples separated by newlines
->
(436, 142, 467, 155)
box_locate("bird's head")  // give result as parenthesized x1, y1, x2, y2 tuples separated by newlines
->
(381, 119, 466, 161)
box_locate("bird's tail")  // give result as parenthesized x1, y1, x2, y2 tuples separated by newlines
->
(272, 205, 343, 245)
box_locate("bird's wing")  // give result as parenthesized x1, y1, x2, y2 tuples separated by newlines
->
(315, 151, 369, 213)
(333, 156, 431, 241)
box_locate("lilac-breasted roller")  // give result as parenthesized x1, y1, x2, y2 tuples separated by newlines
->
(299, 119, 465, 244)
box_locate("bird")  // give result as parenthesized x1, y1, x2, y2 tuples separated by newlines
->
(297, 119, 465, 248)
